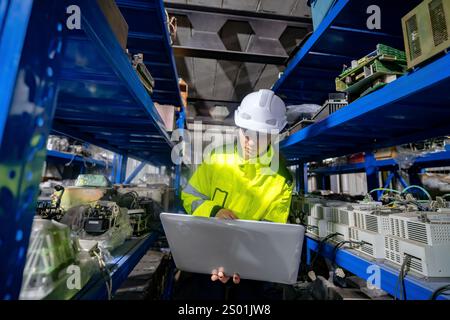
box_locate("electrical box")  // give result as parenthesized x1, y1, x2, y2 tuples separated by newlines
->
(385, 212, 450, 277)
(312, 94, 348, 122)
(348, 208, 394, 259)
(402, 0, 450, 69)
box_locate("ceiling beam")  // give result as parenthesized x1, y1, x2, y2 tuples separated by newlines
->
(164, 2, 312, 25)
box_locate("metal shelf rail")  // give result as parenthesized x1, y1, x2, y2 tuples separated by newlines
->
(305, 236, 449, 300)
(0, 0, 181, 299)
(310, 151, 450, 176)
(274, 0, 450, 163)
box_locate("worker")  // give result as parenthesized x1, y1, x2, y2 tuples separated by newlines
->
(175, 89, 293, 300)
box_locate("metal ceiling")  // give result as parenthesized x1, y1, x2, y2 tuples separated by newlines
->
(164, 0, 312, 125)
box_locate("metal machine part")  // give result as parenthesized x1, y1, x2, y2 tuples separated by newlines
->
(132, 53, 155, 95)
(312, 93, 348, 122)
(336, 44, 407, 98)
(128, 209, 151, 236)
(83, 201, 120, 235)
(36, 185, 65, 220)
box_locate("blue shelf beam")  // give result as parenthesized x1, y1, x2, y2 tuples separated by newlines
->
(309, 151, 450, 175)
(306, 236, 449, 300)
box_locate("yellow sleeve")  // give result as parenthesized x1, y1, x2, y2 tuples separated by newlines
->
(263, 181, 293, 223)
(181, 162, 222, 218)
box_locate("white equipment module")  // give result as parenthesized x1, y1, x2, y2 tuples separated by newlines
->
(384, 211, 450, 277)
(348, 202, 397, 260)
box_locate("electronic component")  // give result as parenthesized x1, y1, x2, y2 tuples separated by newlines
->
(402, 0, 450, 69)
(322, 205, 355, 243)
(312, 94, 348, 121)
(336, 44, 407, 98)
(132, 53, 155, 95)
(128, 209, 151, 236)
(36, 185, 65, 220)
(348, 205, 398, 260)
(83, 201, 120, 235)
(384, 211, 450, 277)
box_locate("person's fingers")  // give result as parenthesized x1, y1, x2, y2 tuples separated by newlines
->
(233, 273, 240, 284)
(211, 269, 218, 281)
(229, 212, 238, 220)
(220, 275, 230, 283)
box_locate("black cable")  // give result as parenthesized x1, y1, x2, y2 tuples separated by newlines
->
(430, 284, 450, 300)
(396, 254, 412, 300)
(309, 232, 341, 271)
(331, 240, 366, 266)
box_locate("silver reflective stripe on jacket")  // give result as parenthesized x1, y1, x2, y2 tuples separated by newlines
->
(183, 183, 209, 213)
(191, 199, 205, 213)
(183, 183, 209, 200)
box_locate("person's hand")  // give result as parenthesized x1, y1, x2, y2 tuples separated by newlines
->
(211, 267, 240, 284)
(215, 209, 238, 220)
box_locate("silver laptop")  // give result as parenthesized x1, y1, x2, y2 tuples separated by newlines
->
(160, 213, 305, 284)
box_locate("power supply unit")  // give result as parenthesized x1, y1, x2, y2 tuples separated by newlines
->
(312, 98, 348, 121)
(348, 208, 398, 260)
(402, 0, 450, 69)
(384, 211, 450, 277)
(326, 221, 351, 243)
(349, 227, 386, 259)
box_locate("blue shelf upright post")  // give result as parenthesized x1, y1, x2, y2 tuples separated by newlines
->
(296, 162, 309, 194)
(174, 108, 186, 211)
(303, 163, 309, 194)
(364, 152, 380, 199)
(0, 0, 65, 299)
(114, 155, 128, 184)
(408, 166, 423, 188)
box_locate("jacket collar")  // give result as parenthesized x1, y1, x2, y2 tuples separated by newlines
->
(236, 142, 274, 167)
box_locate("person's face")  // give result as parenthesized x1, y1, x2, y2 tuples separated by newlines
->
(238, 128, 272, 159)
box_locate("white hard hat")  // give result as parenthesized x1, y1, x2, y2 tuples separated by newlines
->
(234, 89, 287, 133)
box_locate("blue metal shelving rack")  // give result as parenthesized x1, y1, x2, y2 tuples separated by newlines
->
(276, 0, 450, 163)
(0, 0, 183, 299)
(275, 0, 450, 300)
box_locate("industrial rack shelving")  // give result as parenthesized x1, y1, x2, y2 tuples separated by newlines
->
(0, 0, 184, 299)
(275, 0, 450, 299)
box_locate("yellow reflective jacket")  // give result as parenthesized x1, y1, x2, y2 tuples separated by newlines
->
(181, 143, 293, 223)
